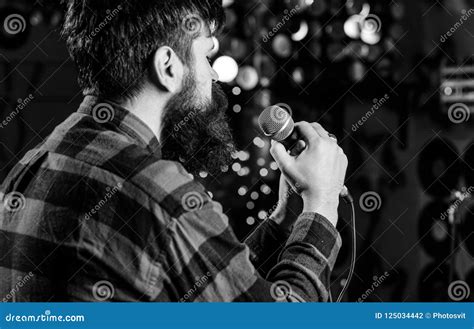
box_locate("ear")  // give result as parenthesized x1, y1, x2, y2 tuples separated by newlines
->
(150, 46, 184, 93)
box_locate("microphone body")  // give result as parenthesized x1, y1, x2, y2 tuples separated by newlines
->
(258, 105, 353, 203)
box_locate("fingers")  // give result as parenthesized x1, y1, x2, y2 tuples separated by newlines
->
(309, 122, 329, 138)
(289, 140, 306, 156)
(270, 140, 296, 178)
(294, 121, 320, 143)
(310, 122, 339, 144)
(337, 149, 349, 190)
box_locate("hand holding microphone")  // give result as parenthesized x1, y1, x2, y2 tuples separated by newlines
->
(259, 106, 350, 227)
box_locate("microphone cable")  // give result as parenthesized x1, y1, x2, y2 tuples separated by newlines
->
(329, 195, 356, 302)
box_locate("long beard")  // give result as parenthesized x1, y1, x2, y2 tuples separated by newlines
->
(161, 76, 236, 176)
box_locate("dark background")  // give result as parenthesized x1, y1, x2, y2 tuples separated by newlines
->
(0, 0, 473, 301)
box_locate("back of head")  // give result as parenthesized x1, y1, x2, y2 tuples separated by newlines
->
(61, 0, 225, 101)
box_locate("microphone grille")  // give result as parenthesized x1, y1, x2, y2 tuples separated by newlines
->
(258, 105, 294, 142)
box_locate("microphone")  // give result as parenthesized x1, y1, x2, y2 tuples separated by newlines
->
(258, 104, 353, 203)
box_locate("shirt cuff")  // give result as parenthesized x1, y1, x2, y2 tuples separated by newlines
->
(286, 212, 342, 270)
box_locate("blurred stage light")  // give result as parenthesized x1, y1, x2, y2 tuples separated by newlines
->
(253, 89, 272, 107)
(236, 150, 250, 161)
(232, 87, 241, 95)
(360, 29, 381, 45)
(227, 38, 249, 60)
(222, 0, 234, 8)
(260, 184, 271, 194)
(246, 217, 255, 225)
(292, 67, 305, 85)
(344, 15, 362, 39)
(213, 55, 239, 83)
(236, 66, 259, 90)
(250, 192, 259, 200)
(30, 9, 43, 26)
(49, 9, 63, 27)
(232, 162, 242, 172)
(348, 60, 366, 82)
(232, 104, 242, 113)
(253, 137, 265, 148)
(237, 167, 250, 176)
(291, 20, 309, 41)
(238, 186, 248, 196)
(347, 41, 369, 58)
(272, 34, 293, 58)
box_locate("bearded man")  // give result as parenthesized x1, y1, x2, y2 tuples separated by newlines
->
(0, 0, 347, 302)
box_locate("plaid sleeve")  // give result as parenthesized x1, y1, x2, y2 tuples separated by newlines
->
(244, 220, 291, 278)
(158, 171, 342, 302)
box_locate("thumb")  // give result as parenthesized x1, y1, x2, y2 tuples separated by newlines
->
(270, 141, 295, 177)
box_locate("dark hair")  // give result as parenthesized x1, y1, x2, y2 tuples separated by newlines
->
(61, 0, 224, 100)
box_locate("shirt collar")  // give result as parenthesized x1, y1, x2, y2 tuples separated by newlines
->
(77, 95, 162, 157)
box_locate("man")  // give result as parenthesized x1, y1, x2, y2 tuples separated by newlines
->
(0, 0, 347, 302)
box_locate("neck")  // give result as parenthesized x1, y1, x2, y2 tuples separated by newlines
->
(118, 88, 169, 143)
